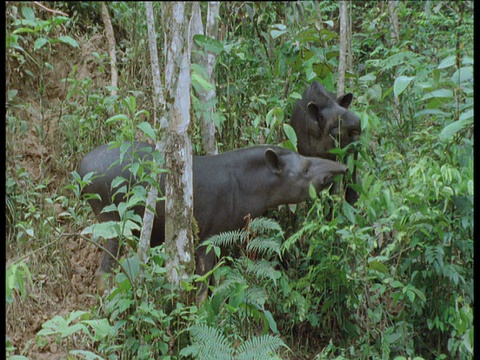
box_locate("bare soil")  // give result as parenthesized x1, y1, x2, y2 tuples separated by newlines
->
(6, 32, 110, 359)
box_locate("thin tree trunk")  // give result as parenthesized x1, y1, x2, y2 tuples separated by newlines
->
(388, 1, 402, 125)
(337, 1, 348, 96)
(139, 2, 168, 281)
(347, 2, 353, 88)
(389, 0, 400, 44)
(191, 2, 220, 155)
(101, 2, 117, 97)
(162, 2, 195, 286)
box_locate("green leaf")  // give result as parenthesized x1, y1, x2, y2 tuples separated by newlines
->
(459, 109, 473, 122)
(437, 55, 457, 69)
(410, 287, 426, 303)
(57, 35, 79, 48)
(451, 66, 473, 84)
(69, 350, 105, 360)
(342, 201, 356, 224)
(308, 183, 317, 200)
(193, 34, 224, 54)
(406, 289, 415, 303)
(124, 96, 137, 115)
(34, 38, 49, 50)
(192, 71, 215, 92)
(106, 114, 130, 124)
(271, 29, 287, 39)
(359, 73, 376, 82)
(137, 121, 156, 141)
(421, 89, 453, 100)
(270, 24, 287, 39)
(368, 260, 389, 274)
(21, 7, 36, 23)
(122, 255, 140, 282)
(439, 117, 472, 142)
(283, 124, 297, 151)
(393, 76, 415, 97)
(83, 218, 140, 240)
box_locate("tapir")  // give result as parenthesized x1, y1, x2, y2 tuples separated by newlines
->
(78, 141, 347, 295)
(290, 81, 361, 203)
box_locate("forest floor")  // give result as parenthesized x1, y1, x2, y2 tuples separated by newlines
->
(6, 33, 110, 359)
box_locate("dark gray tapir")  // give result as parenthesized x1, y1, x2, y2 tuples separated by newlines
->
(78, 142, 347, 297)
(290, 81, 361, 204)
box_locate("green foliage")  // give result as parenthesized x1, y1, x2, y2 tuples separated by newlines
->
(200, 218, 285, 338)
(6, 2, 473, 359)
(5, 262, 34, 304)
(181, 324, 287, 360)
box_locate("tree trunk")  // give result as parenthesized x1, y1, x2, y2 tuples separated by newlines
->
(139, 2, 168, 281)
(191, 2, 220, 155)
(161, 2, 195, 286)
(337, 1, 348, 96)
(389, 0, 400, 45)
(388, 1, 402, 125)
(100, 2, 118, 97)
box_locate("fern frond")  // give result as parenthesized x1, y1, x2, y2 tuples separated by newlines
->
(248, 217, 284, 237)
(236, 334, 288, 360)
(245, 286, 268, 308)
(246, 237, 282, 258)
(206, 229, 248, 248)
(212, 269, 247, 296)
(245, 259, 281, 285)
(180, 324, 233, 360)
(281, 221, 318, 254)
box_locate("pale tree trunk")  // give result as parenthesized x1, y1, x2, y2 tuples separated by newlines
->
(101, 2, 118, 97)
(337, 1, 348, 96)
(346, 3, 353, 88)
(389, 0, 400, 45)
(161, 2, 195, 286)
(138, 2, 168, 281)
(190, 2, 220, 155)
(388, 0, 402, 125)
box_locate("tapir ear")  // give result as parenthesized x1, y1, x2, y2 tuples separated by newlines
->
(336, 93, 353, 109)
(265, 148, 283, 174)
(307, 101, 320, 122)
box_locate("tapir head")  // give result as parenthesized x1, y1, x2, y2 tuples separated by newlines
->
(263, 147, 347, 206)
(291, 81, 361, 161)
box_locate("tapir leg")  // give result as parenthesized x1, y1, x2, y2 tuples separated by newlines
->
(91, 205, 122, 294)
(195, 245, 216, 304)
(95, 238, 121, 294)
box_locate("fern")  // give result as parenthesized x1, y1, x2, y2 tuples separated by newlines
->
(180, 324, 233, 360)
(236, 334, 288, 360)
(245, 259, 282, 285)
(245, 286, 268, 308)
(181, 325, 288, 360)
(212, 268, 247, 296)
(280, 222, 313, 254)
(206, 229, 248, 248)
(246, 237, 282, 258)
(248, 217, 284, 236)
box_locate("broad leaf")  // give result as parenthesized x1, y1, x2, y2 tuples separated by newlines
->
(393, 76, 415, 97)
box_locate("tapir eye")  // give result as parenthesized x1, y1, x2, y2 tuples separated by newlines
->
(330, 126, 339, 137)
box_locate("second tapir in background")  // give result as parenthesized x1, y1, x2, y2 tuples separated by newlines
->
(290, 81, 362, 204)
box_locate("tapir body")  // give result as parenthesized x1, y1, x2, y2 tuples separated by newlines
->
(291, 81, 361, 203)
(78, 142, 346, 291)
